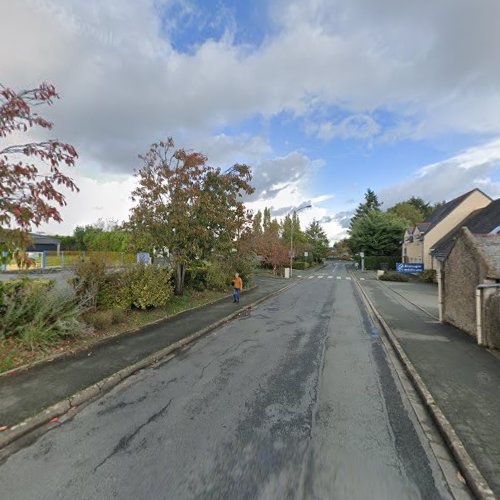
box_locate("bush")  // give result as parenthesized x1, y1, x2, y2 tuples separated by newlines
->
(379, 271, 410, 282)
(0, 284, 84, 348)
(128, 264, 174, 309)
(206, 265, 228, 290)
(354, 256, 399, 271)
(96, 271, 132, 310)
(292, 262, 308, 270)
(184, 267, 208, 291)
(419, 269, 437, 283)
(84, 309, 114, 330)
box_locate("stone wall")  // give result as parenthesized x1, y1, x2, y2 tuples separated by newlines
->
(484, 291, 500, 349)
(442, 234, 488, 337)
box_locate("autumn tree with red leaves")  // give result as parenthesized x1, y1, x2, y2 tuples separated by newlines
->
(254, 230, 290, 274)
(0, 83, 78, 263)
(129, 138, 254, 295)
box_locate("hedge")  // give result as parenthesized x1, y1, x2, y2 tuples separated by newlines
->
(354, 255, 399, 271)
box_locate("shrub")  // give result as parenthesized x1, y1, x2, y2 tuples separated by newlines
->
(292, 262, 307, 270)
(129, 264, 174, 309)
(110, 307, 128, 324)
(96, 271, 132, 310)
(184, 267, 208, 291)
(72, 259, 108, 309)
(206, 265, 228, 290)
(84, 310, 114, 331)
(0, 284, 84, 348)
(379, 271, 410, 282)
(419, 270, 437, 283)
(354, 256, 399, 271)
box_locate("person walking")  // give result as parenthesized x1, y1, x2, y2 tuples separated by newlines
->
(232, 273, 243, 303)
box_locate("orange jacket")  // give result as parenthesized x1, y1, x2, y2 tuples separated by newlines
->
(233, 277, 243, 289)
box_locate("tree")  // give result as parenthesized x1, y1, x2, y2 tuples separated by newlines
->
(387, 202, 425, 226)
(254, 231, 289, 274)
(349, 188, 381, 229)
(252, 210, 263, 236)
(407, 196, 434, 219)
(305, 220, 330, 261)
(0, 83, 78, 262)
(349, 211, 406, 256)
(129, 138, 253, 295)
(263, 207, 271, 232)
(331, 238, 351, 259)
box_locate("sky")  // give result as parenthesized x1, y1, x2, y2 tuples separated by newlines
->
(2, 0, 500, 242)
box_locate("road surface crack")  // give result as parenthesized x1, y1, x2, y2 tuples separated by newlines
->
(94, 398, 173, 472)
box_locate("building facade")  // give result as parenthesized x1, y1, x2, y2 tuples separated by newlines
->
(401, 189, 492, 270)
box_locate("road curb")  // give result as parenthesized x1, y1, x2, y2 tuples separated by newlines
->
(0, 286, 258, 379)
(0, 280, 297, 451)
(351, 272, 495, 500)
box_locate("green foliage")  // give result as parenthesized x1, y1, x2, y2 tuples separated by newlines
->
(127, 265, 174, 310)
(349, 189, 382, 229)
(305, 220, 330, 261)
(128, 139, 254, 295)
(0, 282, 84, 348)
(184, 267, 209, 291)
(72, 261, 174, 311)
(292, 261, 309, 270)
(349, 211, 406, 256)
(84, 309, 114, 330)
(331, 238, 351, 259)
(355, 255, 399, 271)
(206, 265, 228, 290)
(387, 202, 425, 226)
(419, 269, 437, 283)
(379, 271, 410, 282)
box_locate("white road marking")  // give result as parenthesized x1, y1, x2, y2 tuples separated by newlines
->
(336, 276, 341, 280)
(360, 277, 365, 281)
(297, 275, 302, 278)
(308, 276, 314, 279)
(346, 277, 351, 280)
(318, 276, 324, 279)
(327, 276, 333, 279)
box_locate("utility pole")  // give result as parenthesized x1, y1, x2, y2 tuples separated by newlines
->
(290, 204, 312, 277)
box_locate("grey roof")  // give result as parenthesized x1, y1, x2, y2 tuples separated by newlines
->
(431, 198, 500, 258)
(416, 222, 430, 232)
(424, 188, 491, 231)
(474, 234, 500, 279)
(30, 233, 61, 245)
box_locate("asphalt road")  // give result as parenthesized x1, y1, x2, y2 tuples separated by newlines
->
(0, 262, 453, 499)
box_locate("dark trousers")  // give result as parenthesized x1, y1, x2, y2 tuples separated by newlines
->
(233, 288, 241, 302)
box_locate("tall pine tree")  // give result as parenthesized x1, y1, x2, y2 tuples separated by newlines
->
(349, 188, 381, 230)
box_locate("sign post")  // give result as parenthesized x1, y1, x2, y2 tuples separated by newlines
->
(360, 252, 365, 272)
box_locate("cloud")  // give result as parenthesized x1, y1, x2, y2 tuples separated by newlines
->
(379, 138, 500, 206)
(250, 151, 323, 201)
(3, 0, 500, 180)
(315, 115, 380, 141)
(319, 210, 354, 229)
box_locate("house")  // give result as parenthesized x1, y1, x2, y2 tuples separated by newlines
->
(431, 198, 500, 263)
(401, 189, 492, 269)
(439, 227, 500, 349)
(26, 233, 61, 253)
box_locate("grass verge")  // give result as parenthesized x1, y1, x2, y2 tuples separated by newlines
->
(0, 288, 227, 374)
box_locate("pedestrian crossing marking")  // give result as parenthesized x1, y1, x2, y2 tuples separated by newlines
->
(360, 278, 365, 280)
(327, 276, 333, 279)
(336, 276, 341, 279)
(308, 276, 314, 279)
(318, 276, 324, 279)
(346, 277, 351, 280)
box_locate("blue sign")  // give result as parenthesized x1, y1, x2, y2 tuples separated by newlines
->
(136, 252, 151, 264)
(396, 262, 424, 274)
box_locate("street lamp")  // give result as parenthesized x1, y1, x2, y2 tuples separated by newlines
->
(290, 204, 312, 277)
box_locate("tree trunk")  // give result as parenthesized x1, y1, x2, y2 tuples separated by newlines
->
(175, 262, 185, 295)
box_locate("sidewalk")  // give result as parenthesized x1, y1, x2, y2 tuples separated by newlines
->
(355, 271, 500, 497)
(0, 276, 289, 429)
